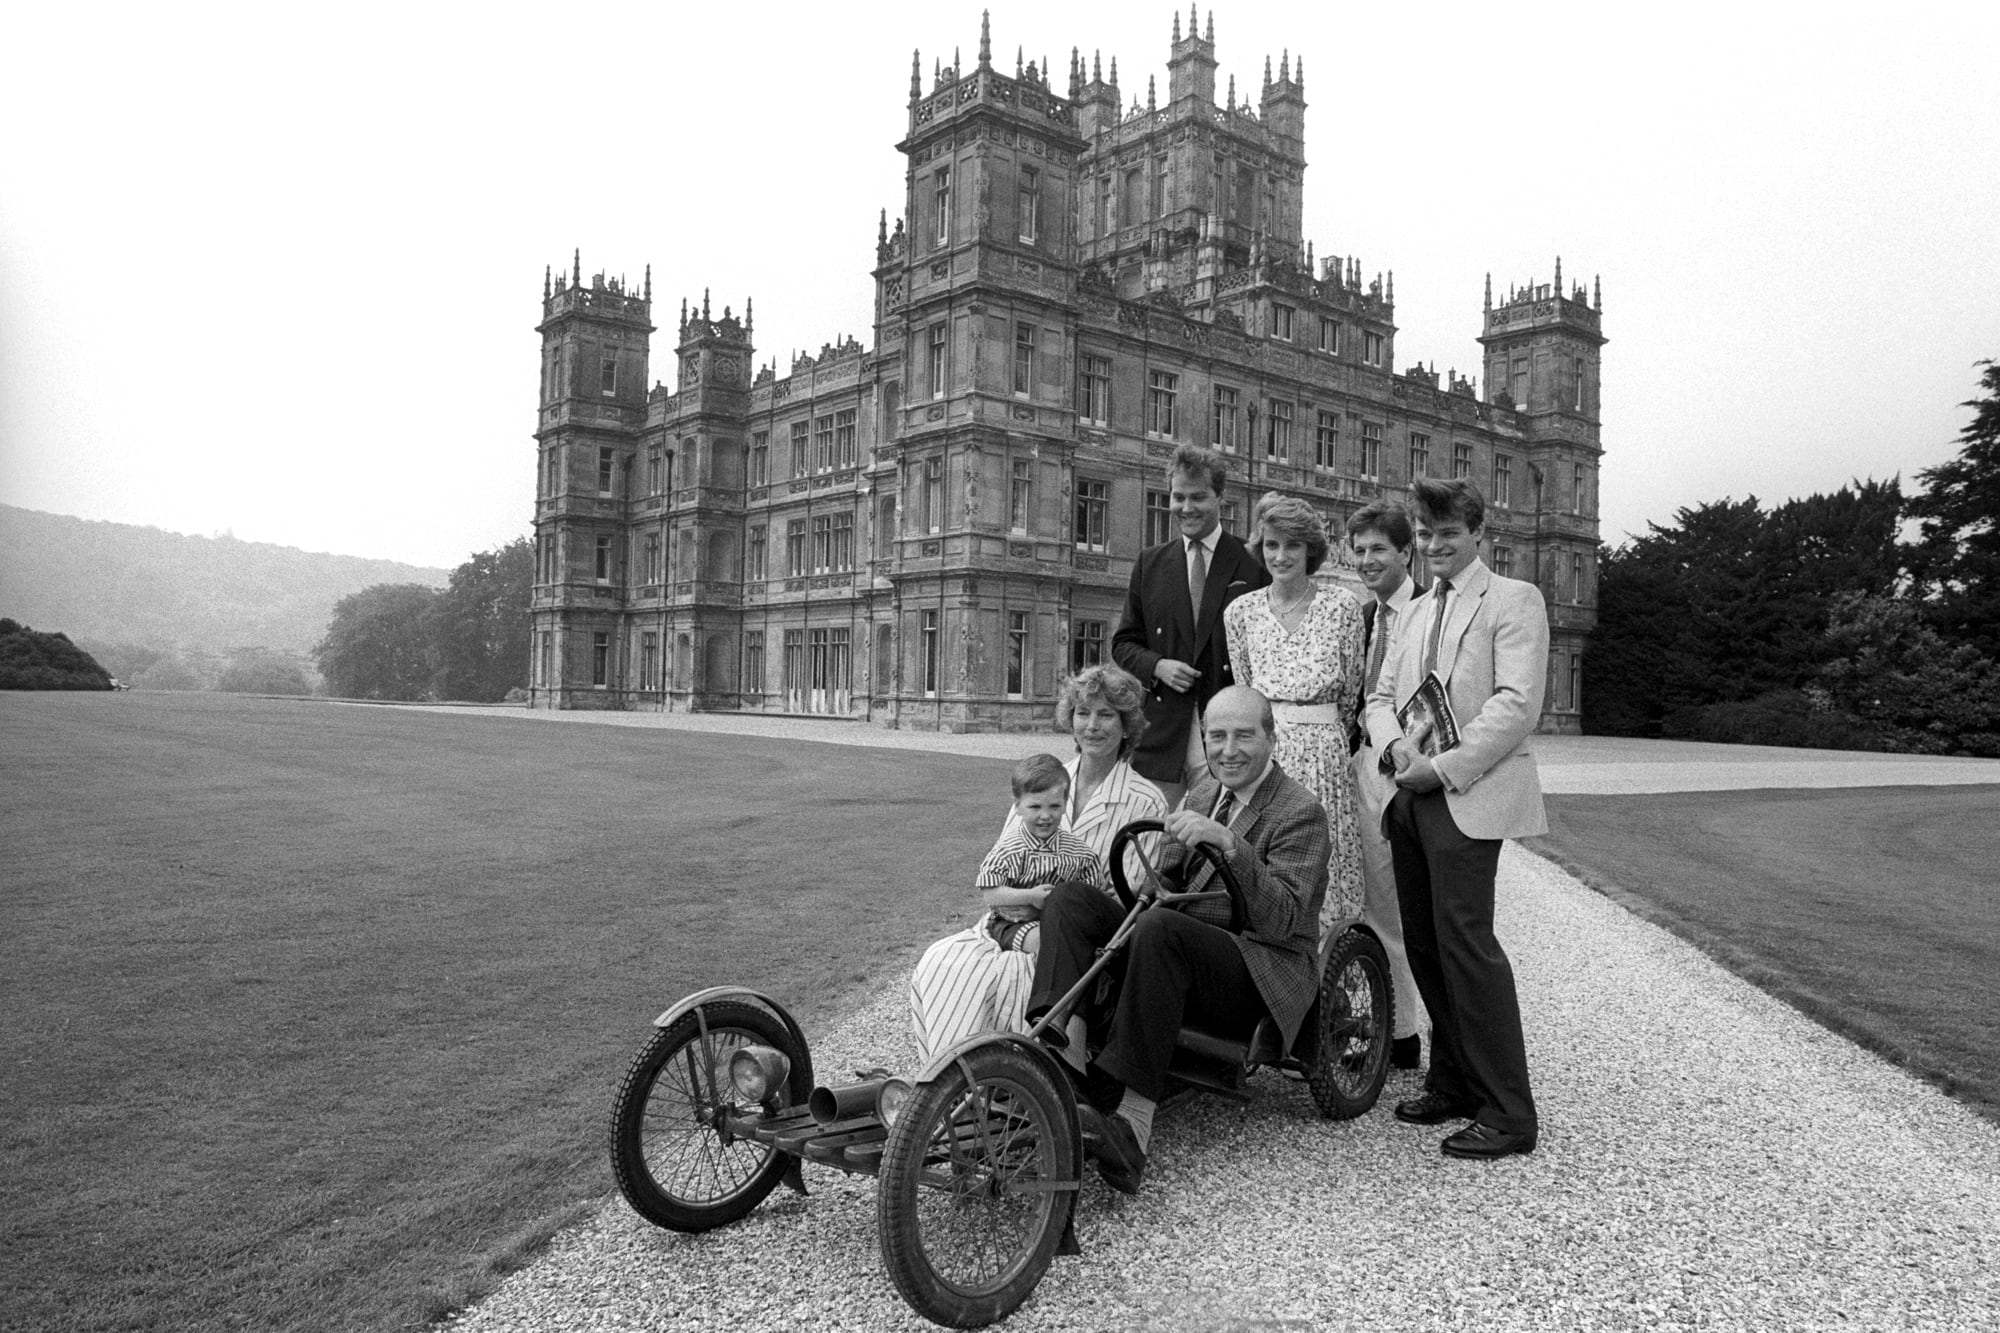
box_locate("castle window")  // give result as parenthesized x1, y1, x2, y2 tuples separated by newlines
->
(1018, 167, 1040, 243)
(1493, 543, 1514, 578)
(600, 355, 617, 396)
(1572, 552, 1587, 602)
(923, 456, 943, 533)
(1573, 357, 1586, 411)
(546, 446, 561, 499)
(813, 415, 835, 471)
(1266, 400, 1294, 461)
(790, 421, 810, 478)
(1013, 324, 1036, 396)
(1409, 432, 1431, 479)
(598, 447, 615, 495)
(644, 532, 661, 584)
(592, 633, 609, 688)
(749, 432, 768, 487)
(1363, 331, 1385, 367)
(1570, 654, 1583, 713)
(1318, 317, 1341, 355)
(647, 452, 665, 496)
(1360, 422, 1382, 480)
(832, 511, 853, 570)
(933, 166, 951, 244)
(1315, 411, 1339, 471)
(594, 534, 613, 583)
(1011, 460, 1032, 533)
(1146, 371, 1178, 439)
(1233, 164, 1254, 225)
(1121, 166, 1143, 229)
(539, 632, 552, 688)
(1071, 619, 1106, 672)
(640, 633, 658, 691)
(746, 525, 767, 580)
(786, 519, 807, 576)
(1211, 385, 1239, 452)
(1151, 157, 1166, 217)
(1573, 462, 1589, 515)
(834, 409, 856, 468)
(1145, 489, 1172, 546)
(1270, 304, 1295, 341)
(811, 514, 832, 572)
(928, 324, 947, 400)
(1006, 611, 1028, 696)
(1077, 354, 1110, 426)
(921, 609, 940, 695)
(743, 631, 764, 694)
(1453, 442, 1473, 480)
(1493, 454, 1513, 507)
(1074, 479, 1109, 552)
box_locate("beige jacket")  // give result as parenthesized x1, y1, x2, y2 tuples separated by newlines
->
(1363, 558, 1548, 841)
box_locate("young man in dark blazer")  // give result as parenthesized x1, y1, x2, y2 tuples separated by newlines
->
(1112, 443, 1270, 809)
(1345, 502, 1428, 1072)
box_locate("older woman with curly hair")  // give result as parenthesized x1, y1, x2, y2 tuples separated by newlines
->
(910, 663, 1168, 1060)
(1222, 492, 1367, 935)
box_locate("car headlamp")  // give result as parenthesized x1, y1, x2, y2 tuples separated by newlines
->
(727, 1045, 791, 1102)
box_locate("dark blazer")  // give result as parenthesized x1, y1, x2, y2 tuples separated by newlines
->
(1155, 763, 1331, 1049)
(1349, 579, 1428, 754)
(1111, 531, 1269, 784)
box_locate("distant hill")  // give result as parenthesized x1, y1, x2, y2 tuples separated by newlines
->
(0, 505, 450, 660)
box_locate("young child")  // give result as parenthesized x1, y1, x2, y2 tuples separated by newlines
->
(974, 753, 1107, 955)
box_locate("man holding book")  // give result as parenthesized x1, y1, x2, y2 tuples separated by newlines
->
(1364, 477, 1548, 1161)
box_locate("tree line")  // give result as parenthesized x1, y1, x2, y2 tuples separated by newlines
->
(314, 537, 533, 702)
(1586, 361, 2000, 755)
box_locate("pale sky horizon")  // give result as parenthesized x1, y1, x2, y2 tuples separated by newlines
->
(3, 1, 1995, 570)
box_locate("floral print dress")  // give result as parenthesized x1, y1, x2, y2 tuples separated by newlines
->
(1224, 583, 1367, 935)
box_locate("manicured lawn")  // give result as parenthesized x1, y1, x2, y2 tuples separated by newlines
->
(1, 693, 1005, 1333)
(1530, 785, 2000, 1124)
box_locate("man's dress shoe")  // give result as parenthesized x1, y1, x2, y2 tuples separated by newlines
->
(1077, 1104, 1146, 1194)
(1442, 1121, 1538, 1160)
(1393, 1090, 1477, 1125)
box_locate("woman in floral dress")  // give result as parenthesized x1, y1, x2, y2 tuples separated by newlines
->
(1222, 493, 1367, 937)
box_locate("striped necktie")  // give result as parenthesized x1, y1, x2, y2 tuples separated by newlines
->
(1422, 580, 1453, 678)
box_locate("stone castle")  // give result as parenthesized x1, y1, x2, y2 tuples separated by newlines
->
(528, 9, 1603, 732)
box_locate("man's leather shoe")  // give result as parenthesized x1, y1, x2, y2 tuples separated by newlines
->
(1077, 1104, 1145, 1194)
(1390, 1034, 1422, 1070)
(1394, 1090, 1477, 1125)
(1441, 1122, 1537, 1160)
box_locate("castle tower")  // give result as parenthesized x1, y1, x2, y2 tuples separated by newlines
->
(530, 256, 653, 708)
(1478, 265, 1607, 731)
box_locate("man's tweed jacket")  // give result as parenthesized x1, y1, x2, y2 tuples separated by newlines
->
(1153, 761, 1331, 1049)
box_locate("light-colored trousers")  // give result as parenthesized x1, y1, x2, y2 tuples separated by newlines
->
(1351, 743, 1425, 1040)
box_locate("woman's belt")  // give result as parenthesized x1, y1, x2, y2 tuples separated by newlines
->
(1268, 701, 1347, 725)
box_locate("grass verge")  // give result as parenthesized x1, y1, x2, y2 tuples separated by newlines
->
(1, 692, 1007, 1332)
(1527, 784, 2000, 1125)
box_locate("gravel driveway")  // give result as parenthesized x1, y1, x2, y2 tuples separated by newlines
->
(440, 834, 2000, 1331)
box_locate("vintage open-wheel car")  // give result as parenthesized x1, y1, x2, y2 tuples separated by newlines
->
(609, 819, 1395, 1327)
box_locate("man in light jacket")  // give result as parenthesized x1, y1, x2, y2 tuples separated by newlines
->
(1365, 477, 1547, 1161)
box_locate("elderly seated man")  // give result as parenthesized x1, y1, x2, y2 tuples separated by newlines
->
(1024, 684, 1331, 1193)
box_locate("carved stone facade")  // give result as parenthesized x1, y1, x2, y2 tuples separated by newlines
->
(529, 14, 1604, 733)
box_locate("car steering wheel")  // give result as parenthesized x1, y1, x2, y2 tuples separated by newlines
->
(1106, 817, 1246, 933)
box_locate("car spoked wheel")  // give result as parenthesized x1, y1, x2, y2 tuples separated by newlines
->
(877, 1043, 1076, 1327)
(1307, 929, 1394, 1120)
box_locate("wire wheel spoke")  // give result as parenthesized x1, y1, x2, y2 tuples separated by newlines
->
(913, 1080, 1050, 1288)
(639, 1027, 772, 1203)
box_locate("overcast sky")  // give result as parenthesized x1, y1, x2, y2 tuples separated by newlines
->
(2, 1, 1994, 569)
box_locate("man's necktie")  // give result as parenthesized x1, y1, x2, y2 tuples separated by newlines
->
(1187, 539, 1208, 619)
(1365, 603, 1393, 692)
(1422, 580, 1453, 678)
(1189, 790, 1235, 893)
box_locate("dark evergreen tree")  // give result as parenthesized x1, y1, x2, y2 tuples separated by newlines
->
(1907, 360, 2000, 659)
(0, 618, 115, 689)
